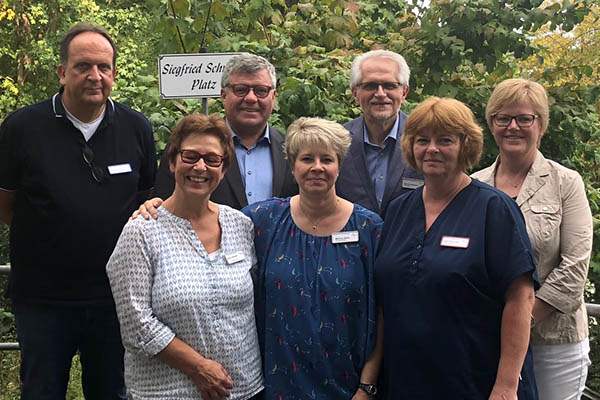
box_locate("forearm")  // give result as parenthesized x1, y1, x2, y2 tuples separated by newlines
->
(359, 310, 384, 384)
(0, 189, 15, 225)
(491, 276, 535, 398)
(155, 336, 207, 377)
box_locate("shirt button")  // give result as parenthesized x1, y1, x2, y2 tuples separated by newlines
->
(247, 150, 251, 155)
(412, 260, 417, 265)
(248, 192, 252, 197)
(416, 245, 422, 250)
(378, 174, 384, 180)
(248, 170, 253, 175)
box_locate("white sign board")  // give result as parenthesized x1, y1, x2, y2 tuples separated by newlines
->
(158, 53, 239, 99)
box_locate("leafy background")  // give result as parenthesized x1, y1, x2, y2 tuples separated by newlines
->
(0, 0, 599, 398)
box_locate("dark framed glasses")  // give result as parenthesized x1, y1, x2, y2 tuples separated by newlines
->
(82, 144, 105, 183)
(227, 84, 274, 99)
(492, 114, 538, 127)
(180, 150, 225, 168)
(357, 81, 403, 92)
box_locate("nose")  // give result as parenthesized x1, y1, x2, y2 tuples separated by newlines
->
(87, 65, 101, 81)
(507, 117, 520, 129)
(426, 142, 440, 153)
(310, 159, 325, 171)
(243, 88, 258, 102)
(374, 84, 386, 96)
(192, 158, 208, 171)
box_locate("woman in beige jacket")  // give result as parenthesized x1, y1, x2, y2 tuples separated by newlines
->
(472, 78, 593, 400)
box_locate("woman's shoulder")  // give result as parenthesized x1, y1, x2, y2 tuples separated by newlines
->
(216, 203, 252, 224)
(352, 203, 383, 225)
(540, 155, 584, 181)
(242, 197, 290, 218)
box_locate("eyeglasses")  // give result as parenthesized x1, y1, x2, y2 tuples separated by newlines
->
(227, 84, 274, 99)
(357, 81, 403, 92)
(492, 114, 538, 127)
(82, 145, 105, 183)
(180, 150, 225, 167)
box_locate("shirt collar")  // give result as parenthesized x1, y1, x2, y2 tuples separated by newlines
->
(362, 115, 399, 146)
(228, 120, 271, 146)
(52, 89, 114, 123)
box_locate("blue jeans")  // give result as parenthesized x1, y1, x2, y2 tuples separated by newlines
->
(13, 300, 126, 400)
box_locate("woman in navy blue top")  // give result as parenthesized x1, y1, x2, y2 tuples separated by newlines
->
(375, 98, 539, 400)
(243, 117, 383, 400)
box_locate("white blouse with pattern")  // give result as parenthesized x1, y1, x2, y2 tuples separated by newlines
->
(107, 205, 263, 399)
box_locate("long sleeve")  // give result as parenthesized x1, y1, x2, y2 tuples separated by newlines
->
(106, 219, 175, 357)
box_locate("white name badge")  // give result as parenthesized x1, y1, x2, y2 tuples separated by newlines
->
(225, 251, 245, 264)
(440, 236, 470, 249)
(402, 177, 424, 189)
(331, 231, 359, 244)
(108, 163, 132, 175)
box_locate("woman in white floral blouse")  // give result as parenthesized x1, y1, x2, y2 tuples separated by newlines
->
(107, 114, 264, 400)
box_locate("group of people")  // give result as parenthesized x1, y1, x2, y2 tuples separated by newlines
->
(0, 21, 593, 400)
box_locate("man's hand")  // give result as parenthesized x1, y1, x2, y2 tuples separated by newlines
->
(351, 389, 374, 400)
(190, 358, 233, 400)
(130, 197, 163, 220)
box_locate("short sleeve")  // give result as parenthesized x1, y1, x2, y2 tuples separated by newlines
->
(485, 195, 539, 298)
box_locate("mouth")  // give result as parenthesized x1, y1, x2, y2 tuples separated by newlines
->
(187, 176, 209, 183)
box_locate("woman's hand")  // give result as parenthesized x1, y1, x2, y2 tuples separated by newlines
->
(488, 385, 517, 400)
(190, 358, 234, 400)
(130, 197, 163, 220)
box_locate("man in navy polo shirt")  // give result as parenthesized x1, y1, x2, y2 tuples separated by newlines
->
(0, 23, 156, 399)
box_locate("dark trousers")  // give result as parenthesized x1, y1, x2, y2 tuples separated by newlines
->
(13, 300, 126, 400)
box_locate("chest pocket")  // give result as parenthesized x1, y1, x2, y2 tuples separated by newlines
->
(528, 203, 561, 241)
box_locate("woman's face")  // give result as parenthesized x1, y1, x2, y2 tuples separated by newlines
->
(293, 145, 339, 196)
(170, 133, 226, 198)
(413, 129, 463, 179)
(491, 102, 542, 159)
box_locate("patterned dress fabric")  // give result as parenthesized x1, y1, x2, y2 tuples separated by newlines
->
(106, 205, 264, 399)
(243, 198, 382, 400)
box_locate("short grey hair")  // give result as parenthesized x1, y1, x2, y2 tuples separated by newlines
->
(350, 50, 410, 89)
(221, 53, 277, 88)
(285, 117, 351, 166)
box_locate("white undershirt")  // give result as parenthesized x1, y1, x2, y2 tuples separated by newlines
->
(63, 103, 105, 142)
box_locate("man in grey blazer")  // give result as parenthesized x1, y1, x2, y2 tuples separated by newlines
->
(153, 53, 297, 209)
(337, 50, 423, 218)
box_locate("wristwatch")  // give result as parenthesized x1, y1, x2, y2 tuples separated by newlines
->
(358, 382, 378, 396)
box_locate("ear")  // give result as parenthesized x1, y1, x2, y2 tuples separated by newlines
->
(112, 67, 118, 79)
(169, 158, 176, 174)
(221, 88, 227, 101)
(402, 85, 410, 101)
(57, 64, 66, 86)
(352, 88, 360, 105)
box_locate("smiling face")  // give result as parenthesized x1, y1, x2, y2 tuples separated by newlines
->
(413, 130, 463, 179)
(221, 69, 276, 138)
(293, 146, 339, 196)
(352, 57, 409, 128)
(491, 102, 543, 161)
(57, 31, 116, 120)
(170, 133, 227, 199)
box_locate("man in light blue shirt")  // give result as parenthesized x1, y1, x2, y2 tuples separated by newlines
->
(337, 50, 423, 217)
(154, 54, 297, 209)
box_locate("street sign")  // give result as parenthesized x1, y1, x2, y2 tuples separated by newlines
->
(158, 53, 239, 99)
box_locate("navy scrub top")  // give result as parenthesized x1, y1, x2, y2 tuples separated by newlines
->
(375, 179, 539, 399)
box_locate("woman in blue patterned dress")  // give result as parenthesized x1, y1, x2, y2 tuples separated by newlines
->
(107, 114, 264, 400)
(242, 117, 383, 400)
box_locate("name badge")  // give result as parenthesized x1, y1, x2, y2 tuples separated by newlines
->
(440, 236, 470, 249)
(225, 251, 245, 264)
(108, 163, 132, 175)
(402, 177, 424, 189)
(331, 231, 359, 244)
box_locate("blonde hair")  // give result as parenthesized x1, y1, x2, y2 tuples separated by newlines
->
(486, 78, 549, 135)
(285, 117, 351, 165)
(401, 97, 483, 171)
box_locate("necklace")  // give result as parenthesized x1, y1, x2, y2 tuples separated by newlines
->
(298, 198, 339, 231)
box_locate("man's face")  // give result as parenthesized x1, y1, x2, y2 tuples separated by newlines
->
(221, 69, 276, 137)
(57, 32, 116, 111)
(352, 57, 409, 126)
